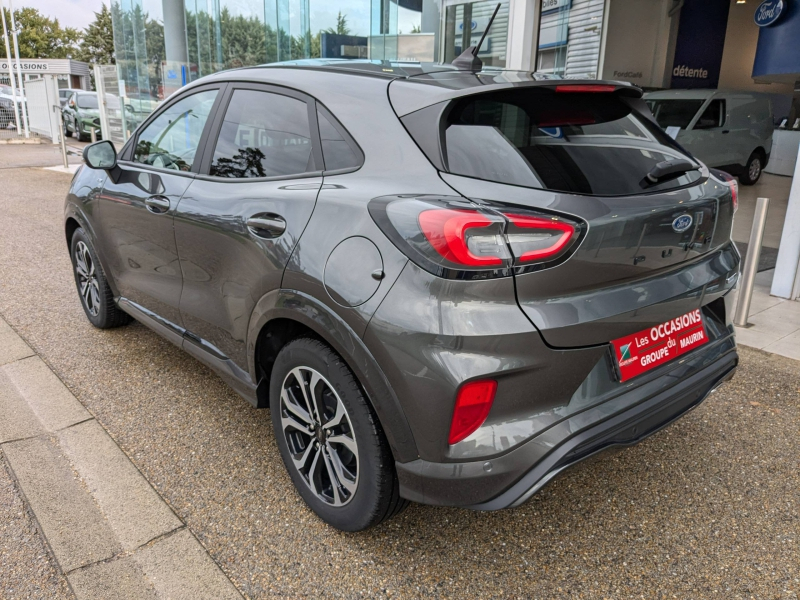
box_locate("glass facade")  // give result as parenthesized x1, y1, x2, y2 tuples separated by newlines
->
(536, 0, 605, 79)
(109, 0, 446, 139)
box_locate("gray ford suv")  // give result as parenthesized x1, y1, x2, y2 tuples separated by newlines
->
(65, 61, 740, 532)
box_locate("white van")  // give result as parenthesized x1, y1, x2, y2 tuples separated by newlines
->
(645, 90, 773, 185)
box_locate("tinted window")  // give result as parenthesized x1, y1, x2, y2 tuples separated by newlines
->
(210, 89, 313, 178)
(647, 99, 704, 129)
(77, 94, 98, 109)
(318, 109, 360, 171)
(134, 89, 217, 172)
(694, 99, 725, 129)
(445, 90, 701, 196)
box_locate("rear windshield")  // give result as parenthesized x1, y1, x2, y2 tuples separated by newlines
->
(77, 94, 98, 109)
(443, 89, 701, 196)
(646, 99, 704, 129)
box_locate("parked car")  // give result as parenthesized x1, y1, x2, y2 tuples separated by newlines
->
(63, 91, 102, 141)
(645, 89, 773, 185)
(59, 87, 83, 108)
(65, 62, 740, 532)
(0, 96, 15, 128)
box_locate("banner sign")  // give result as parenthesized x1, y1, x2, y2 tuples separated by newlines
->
(671, 0, 731, 89)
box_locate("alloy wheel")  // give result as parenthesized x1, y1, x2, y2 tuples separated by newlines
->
(749, 157, 761, 182)
(74, 241, 100, 316)
(280, 366, 359, 506)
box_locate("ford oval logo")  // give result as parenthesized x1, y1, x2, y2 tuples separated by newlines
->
(755, 0, 784, 26)
(672, 214, 693, 233)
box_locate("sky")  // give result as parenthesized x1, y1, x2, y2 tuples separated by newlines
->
(25, 0, 106, 30)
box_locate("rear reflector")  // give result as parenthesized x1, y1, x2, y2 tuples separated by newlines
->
(555, 84, 617, 93)
(449, 380, 497, 445)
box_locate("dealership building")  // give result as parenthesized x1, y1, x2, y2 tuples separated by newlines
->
(110, 0, 799, 109)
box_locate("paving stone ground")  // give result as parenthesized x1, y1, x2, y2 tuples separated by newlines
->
(0, 148, 798, 599)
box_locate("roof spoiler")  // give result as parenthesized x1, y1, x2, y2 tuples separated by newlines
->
(452, 3, 501, 71)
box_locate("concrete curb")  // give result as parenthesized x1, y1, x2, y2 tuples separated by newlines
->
(0, 316, 245, 600)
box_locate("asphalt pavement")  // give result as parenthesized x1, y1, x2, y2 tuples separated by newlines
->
(0, 148, 798, 599)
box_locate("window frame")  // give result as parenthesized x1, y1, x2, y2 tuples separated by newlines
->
(194, 82, 324, 183)
(118, 82, 227, 179)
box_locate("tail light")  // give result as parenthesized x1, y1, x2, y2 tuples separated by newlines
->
(369, 196, 583, 279)
(710, 169, 739, 213)
(449, 379, 497, 445)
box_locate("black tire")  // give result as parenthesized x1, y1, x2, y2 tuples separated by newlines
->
(64, 119, 72, 138)
(270, 337, 408, 531)
(740, 150, 764, 186)
(69, 228, 132, 329)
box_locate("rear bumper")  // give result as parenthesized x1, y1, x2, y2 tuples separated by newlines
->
(396, 331, 737, 509)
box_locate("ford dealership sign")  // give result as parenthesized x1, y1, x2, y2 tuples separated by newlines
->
(754, 0, 785, 27)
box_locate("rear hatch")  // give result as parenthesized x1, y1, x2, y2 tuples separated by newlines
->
(391, 78, 737, 348)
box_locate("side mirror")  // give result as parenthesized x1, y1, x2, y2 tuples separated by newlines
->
(83, 140, 117, 171)
(69, 100, 75, 108)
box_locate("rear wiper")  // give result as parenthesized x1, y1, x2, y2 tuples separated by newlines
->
(641, 159, 699, 187)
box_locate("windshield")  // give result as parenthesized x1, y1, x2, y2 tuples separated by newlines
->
(646, 99, 704, 129)
(77, 94, 98, 109)
(442, 89, 701, 196)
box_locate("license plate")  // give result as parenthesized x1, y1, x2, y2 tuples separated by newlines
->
(612, 309, 709, 382)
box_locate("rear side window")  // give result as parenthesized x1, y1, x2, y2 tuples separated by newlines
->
(317, 108, 361, 171)
(647, 99, 704, 129)
(444, 89, 701, 196)
(210, 89, 313, 179)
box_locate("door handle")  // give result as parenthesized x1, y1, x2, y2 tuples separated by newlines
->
(246, 214, 286, 238)
(722, 130, 730, 134)
(145, 195, 170, 214)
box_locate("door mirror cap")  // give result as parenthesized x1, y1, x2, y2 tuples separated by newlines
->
(83, 140, 117, 171)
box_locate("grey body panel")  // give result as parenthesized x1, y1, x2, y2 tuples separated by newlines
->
(441, 173, 739, 347)
(174, 176, 322, 370)
(95, 165, 193, 327)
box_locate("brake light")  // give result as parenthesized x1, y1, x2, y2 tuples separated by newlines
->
(555, 84, 617, 93)
(449, 380, 497, 445)
(418, 209, 507, 267)
(504, 214, 577, 264)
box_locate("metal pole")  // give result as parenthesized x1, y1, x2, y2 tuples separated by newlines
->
(54, 106, 68, 168)
(8, 0, 29, 137)
(734, 197, 770, 328)
(0, 1, 21, 135)
(90, 127, 96, 143)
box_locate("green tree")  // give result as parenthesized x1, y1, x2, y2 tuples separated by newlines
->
(77, 4, 115, 65)
(0, 7, 80, 58)
(325, 11, 351, 36)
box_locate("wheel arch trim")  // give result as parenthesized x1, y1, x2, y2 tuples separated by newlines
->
(246, 288, 419, 463)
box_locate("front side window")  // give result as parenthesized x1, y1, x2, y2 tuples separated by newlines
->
(444, 89, 701, 196)
(647, 99, 704, 129)
(694, 99, 725, 129)
(133, 89, 218, 172)
(210, 89, 313, 179)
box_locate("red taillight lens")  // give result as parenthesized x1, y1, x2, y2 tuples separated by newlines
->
(555, 84, 617, 93)
(504, 214, 577, 264)
(448, 380, 497, 445)
(418, 208, 507, 267)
